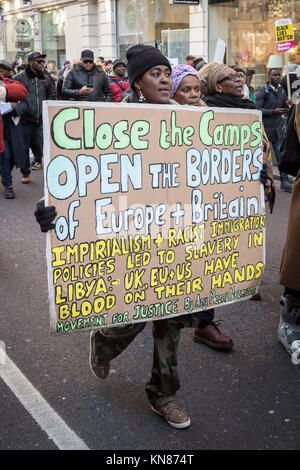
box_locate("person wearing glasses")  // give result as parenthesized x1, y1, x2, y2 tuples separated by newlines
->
(199, 62, 275, 300)
(13, 51, 56, 180)
(62, 49, 112, 103)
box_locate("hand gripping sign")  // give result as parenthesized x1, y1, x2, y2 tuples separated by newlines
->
(43, 102, 265, 335)
(275, 18, 295, 53)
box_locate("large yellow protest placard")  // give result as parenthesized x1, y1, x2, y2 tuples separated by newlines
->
(43, 102, 265, 335)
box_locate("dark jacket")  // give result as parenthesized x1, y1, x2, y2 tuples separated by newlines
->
(2, 100, 28, 168)
(255, 83, 288, 141)
(280, 73, 300, 97)
(13, 65, 56, 124)
(62, 63, 112, 102)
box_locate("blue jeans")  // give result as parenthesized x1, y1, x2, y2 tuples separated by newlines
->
(21, 122, 43, 177)
(0, 137, 13, 188)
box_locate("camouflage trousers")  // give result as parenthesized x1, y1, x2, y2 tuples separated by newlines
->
(94, 317, 192, 407)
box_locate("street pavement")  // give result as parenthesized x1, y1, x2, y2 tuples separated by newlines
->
(0, 168, 300, 451)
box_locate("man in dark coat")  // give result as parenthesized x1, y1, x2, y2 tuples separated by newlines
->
(62, 49, 112, 102)
(255, 69, 292, 192)
(13, 51, 56, 182)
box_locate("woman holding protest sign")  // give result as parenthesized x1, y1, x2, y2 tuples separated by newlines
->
(35, 45, 193, 430)
(170, 64, 235, 351)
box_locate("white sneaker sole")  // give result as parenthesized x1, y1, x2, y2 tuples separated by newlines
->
(151, 405, 191, 429)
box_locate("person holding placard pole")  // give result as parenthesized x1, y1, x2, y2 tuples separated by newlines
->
(255, 69, 292, 192)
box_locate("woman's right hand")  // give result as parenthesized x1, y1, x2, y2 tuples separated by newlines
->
(34, 200, 57, 233)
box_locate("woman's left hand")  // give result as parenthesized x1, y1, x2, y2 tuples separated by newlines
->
(260, 163, 269, 186)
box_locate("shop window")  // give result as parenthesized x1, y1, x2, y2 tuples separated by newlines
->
(116, 0, 190, 63)
(208, 0, 300, 90)
(41, 9, 66, 69)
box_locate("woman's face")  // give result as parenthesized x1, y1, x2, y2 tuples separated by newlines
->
(216, 67, 244, 98)
(174, 74, 201, 105)
(135, 66, 172, 104)
(237, 71, 246, 86)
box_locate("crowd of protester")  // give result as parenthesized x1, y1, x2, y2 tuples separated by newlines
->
(1, 45, 299, 429)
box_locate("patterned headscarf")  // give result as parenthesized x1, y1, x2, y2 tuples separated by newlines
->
(171, 64, 200, 98)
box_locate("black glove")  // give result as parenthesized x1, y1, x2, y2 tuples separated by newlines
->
(259, 163, 268, 186)
(34, 200, 57, 233)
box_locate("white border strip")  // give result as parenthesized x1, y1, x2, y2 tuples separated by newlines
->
(0, 345, 89, 450)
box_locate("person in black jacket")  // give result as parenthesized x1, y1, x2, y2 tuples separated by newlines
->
(13, 51, 56, 182)
(62, 49, 112, 102)
(280, 64, 300, 99)
(255, 69, 292, 192)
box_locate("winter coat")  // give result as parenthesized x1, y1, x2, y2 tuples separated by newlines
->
(109, 75, 130, 102)
(0, 74, 28, 153)
(62, 63, 112, 102)
(280, 102, 300, 290)
(13, 65, 56, 124)
(255, 83, 288, 141)
(280, 73, 300, 97)
(2, 100, 28, 168)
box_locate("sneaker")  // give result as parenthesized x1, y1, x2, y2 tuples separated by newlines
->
(278, 295, 300, 359)
(32, 162, 42, 170)
(21, 176, 30, 184)
(89, 330, 110, 379)
(193, 322, 234, 350)
(151, 401, 191, 429)
(4, 186, 15, 199)
(278, 316, 300, 359)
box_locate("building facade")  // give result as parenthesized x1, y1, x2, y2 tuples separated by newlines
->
(0, 0, 208, 67)
(0, 0, 299, 89)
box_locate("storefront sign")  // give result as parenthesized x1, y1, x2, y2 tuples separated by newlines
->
(275, 18, 295, 53)
(15, 40, 31, 49)
(15, 17, 33, 52)
(43, 102, 265, 335)
(15, 19, 30, 35)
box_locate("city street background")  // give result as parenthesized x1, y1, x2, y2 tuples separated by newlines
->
(0, 168, 300, 450)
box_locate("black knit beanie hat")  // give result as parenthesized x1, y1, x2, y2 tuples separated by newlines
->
(113, 59, 126, 70)
(126, 45, 171, 87)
